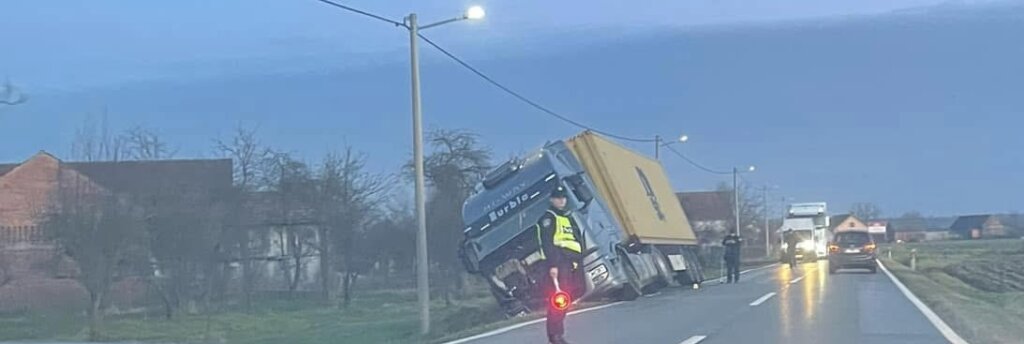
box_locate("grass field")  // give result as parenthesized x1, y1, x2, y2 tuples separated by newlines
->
(0, 256, 775, 344)
(0, 283, 507, 344)
(881, 239, 1024, 344)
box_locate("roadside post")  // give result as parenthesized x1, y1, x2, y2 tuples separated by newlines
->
(910, 248, 917, 271)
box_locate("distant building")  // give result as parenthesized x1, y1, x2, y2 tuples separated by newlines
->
(676, 191, 732, 244)
(829, 214, 868, 232)
(887, 216, 954, 242)
(235, 191, 323, 291)
(950, 215, 1006, 239)
(866, 220, 888, 242)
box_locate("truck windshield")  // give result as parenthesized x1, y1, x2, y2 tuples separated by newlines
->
(790, 231, 811, 241)
(470, 199, 553, 259)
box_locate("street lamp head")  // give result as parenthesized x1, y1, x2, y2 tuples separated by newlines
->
(748, 165, 756, 172)
(465, 6, 486, 20)
(678, 135, 689, 143)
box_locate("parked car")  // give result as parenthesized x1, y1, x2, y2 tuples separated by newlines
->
(828, 230, 877, 274)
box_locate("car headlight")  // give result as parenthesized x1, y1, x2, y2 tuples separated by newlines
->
(588, 264, 609, 283)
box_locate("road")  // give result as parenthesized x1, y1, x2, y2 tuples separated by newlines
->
(450, 261, 956, 344)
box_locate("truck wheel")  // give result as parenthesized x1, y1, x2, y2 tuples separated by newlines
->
(615, 250, 642, 301)
(647, 246, 673, 291)
(672, 249, 703, 286)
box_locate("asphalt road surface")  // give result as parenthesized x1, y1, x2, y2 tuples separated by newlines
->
(451, 261, 954, 344)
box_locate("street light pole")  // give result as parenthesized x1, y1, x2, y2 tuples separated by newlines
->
(406, 12, 430, 336)
(655, 134, 687, 160)
(654, 135, 661, 159)
(763, 185, 770, 257)
(313, 2, 484, 336)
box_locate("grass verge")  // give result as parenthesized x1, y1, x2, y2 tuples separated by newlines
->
(880, 239, 1024, 344)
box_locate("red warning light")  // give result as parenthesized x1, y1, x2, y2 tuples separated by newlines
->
(551, 291, 571, 311)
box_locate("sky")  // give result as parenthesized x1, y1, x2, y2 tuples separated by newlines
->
(1, 0, 1022, 217)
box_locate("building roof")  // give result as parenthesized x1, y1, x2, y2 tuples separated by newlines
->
(950, 215, 994, 233)
(64, 158, 232, 195)
(677, 191, 732, 222)
(829, 214, 851, 231)
(1, 151, 232, 198)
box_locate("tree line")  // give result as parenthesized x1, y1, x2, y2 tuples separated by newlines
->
(42, 119, 492, 339)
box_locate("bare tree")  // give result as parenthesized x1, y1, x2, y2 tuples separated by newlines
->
(716, 181, 765, 243)
(214, 125, 273, 308)
(262, 152, 317, 293)
(901, 211, 924, 220)
(313, 148, 389, 305)
(144, 185, 227, 318)
(122, 126, 177, 160)
(215, 125, 272, 193)
(411, 129, 490, 305)
(850, 202, 883, 221)
(42, 173, 147, 340)
(363, 205, 416, 282)
(71, 113, 125, 162)
(0, 80, 27, 106)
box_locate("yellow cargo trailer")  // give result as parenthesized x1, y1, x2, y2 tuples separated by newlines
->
(566, 132, 698, 245)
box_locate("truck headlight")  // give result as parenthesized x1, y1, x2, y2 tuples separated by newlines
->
(798, 240, 814, 251)
(588, 264, 608, 283)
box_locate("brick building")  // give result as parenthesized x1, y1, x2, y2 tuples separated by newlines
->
(0, 152, 231, 311)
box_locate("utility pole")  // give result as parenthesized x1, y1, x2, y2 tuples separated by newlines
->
(406, 13, 430, 335)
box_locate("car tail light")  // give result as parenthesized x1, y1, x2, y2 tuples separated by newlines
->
(864, 243, 876, 253)
(551, 291, 571, 311)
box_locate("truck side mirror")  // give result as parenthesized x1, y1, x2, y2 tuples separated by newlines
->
(564, 174, 594, 208)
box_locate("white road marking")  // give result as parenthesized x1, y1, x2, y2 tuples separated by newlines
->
(444, 263, 781, 344)
(749, 292, 777, 306)
(440, 301, 624, 344)
(740, 263, 780, 275)
(789, 276, 805, 284)
(877, 260, 969, 344)
(679, 335, 708, 344)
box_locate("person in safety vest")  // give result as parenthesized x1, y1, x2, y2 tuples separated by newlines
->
(536, 185, 584, 344)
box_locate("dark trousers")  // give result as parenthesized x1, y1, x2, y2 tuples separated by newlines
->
(725, 257, 740, 282)
(544, 257, 581, 340)
(546, 298, 566, 339)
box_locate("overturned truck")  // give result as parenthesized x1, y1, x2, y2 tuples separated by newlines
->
(459, 131, 704, 315)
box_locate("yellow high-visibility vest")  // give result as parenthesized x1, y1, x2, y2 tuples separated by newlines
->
(547, 210, 582, 253)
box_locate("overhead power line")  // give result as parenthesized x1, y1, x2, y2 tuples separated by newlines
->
(415, 33, 656, 143)
(314, 0, 403, 26)
(664, 145, 732, 175)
